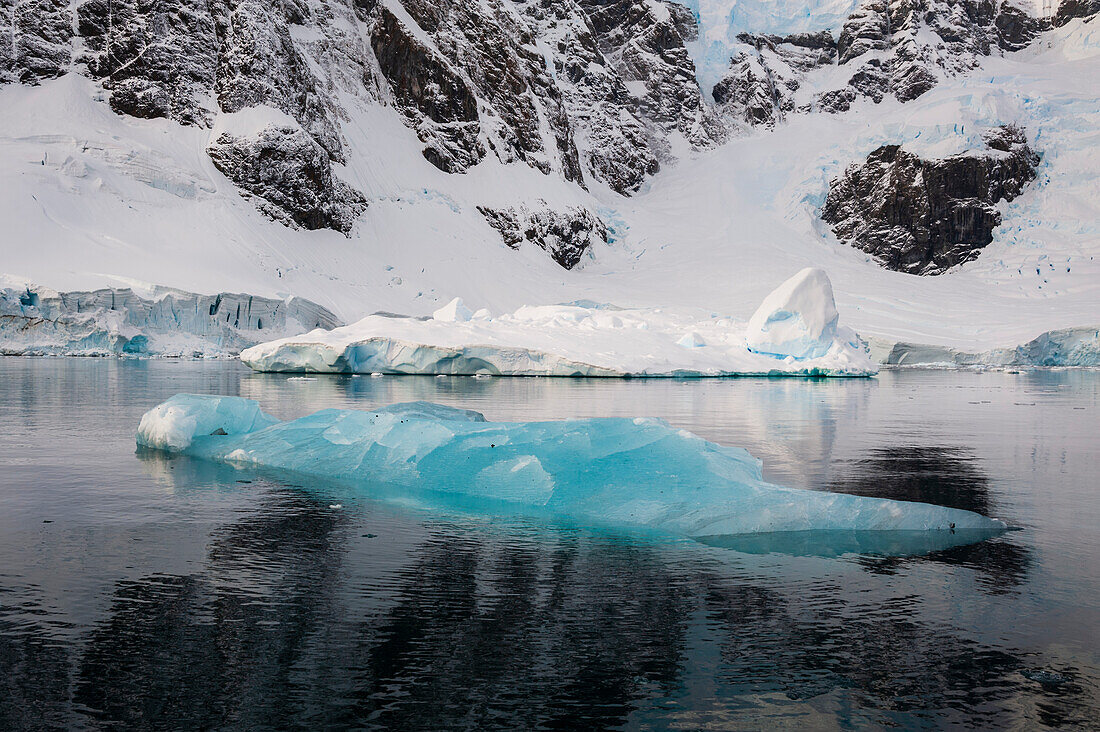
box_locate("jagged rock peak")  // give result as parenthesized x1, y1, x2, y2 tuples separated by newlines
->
(1053, 0, 1100, 25)
(2, 0, 724, 198)
(715, 0, 1050, 129)
(821, 125, 1040, 275)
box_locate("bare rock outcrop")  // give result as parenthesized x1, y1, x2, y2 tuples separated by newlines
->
(822, 125, 1040, 275)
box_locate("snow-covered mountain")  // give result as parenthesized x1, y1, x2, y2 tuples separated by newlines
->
(0, 0, 1097, 360)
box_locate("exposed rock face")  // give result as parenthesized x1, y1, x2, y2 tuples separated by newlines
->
(208, 126, 367, 235)
(714, 31, 837, 127)
(478, 203, 608, 269)
(511, 1, 654, 194)
(76, 0, 219, 125)
(717, 0, 1049, 128)
(215, 0, 345, 160)
(367, 5, 485, 174)
(0, 0, 74, 83)
(365, 0, 719, 194)
(822, 125, 1040, 275)
(577, 0, 724, 151)
(1054, 0, 1100, 24)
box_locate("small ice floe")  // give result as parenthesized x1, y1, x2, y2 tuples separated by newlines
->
(328, 503, 343, 509)
(1021, 669, 1072, 685)
(286, 376, 317, 381)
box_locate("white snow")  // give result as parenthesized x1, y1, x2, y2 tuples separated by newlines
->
(240, 269, 876, 376)
(432, 297, 473, 323)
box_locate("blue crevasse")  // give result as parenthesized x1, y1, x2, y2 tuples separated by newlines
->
(137, 395, 1007, 540)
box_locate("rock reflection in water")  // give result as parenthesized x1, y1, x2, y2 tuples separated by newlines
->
(0, 471, 1084, 729)
(827, 445, 1032, 590)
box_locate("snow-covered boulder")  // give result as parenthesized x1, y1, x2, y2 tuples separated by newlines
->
(137, 395, 1007, 541)
(746, 268, 841, 360)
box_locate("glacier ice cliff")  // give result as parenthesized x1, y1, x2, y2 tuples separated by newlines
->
(0, 280, 340, 356)
(137, 394, 1008, 542)
(870, 326, 1100, 367)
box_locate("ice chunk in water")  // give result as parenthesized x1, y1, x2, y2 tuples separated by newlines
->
(137, 395, 1007, 543)
(136, 394, 279, 452)
(746, 268, 841, 359)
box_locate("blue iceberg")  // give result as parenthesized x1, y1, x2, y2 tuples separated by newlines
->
(137, 395, 1007, 542)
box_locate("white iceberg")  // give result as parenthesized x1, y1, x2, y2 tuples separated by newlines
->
(746, 268, 840, 359)
(240, 269, 877, 377)
(136, 394, 280, 452)
(137, 394, 1006, 542)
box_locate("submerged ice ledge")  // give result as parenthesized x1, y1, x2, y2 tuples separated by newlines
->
(240, 269, 878, 377)
(137, 395, 1006, 544)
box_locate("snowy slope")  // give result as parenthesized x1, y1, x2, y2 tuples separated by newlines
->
(0, 6, 1097, 358)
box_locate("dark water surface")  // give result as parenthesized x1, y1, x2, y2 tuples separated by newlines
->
(0, 359, 1097, 730)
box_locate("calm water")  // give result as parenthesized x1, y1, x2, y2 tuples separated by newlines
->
(0, 359, 1097, 730)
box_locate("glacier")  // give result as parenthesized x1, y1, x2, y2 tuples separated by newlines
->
(0, 276, 340, 357)
(240, 268, 878, 377)
(136, 394, 1007, 543)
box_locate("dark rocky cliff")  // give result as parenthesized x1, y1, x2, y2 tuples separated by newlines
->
(822, 126, 1040, 275)
(715, 0, 1051, 128)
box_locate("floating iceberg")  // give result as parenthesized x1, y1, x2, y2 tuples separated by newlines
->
(137, 395, 1005, 544)
(746, 268, 839, 360)
(240, 269, 877, 377)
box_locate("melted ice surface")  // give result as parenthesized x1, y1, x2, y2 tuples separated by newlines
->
(137, 394, 1006, 540)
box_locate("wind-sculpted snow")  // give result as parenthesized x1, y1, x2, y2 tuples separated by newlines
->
(241, 270, 877, 376)
(136, 394, 1007, 542)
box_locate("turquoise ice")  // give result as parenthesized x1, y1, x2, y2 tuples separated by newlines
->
(137, 394, 1007, 541)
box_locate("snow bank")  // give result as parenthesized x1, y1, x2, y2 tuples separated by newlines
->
(240, 270, 876, 377)
(136, 395, 1006, 540)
